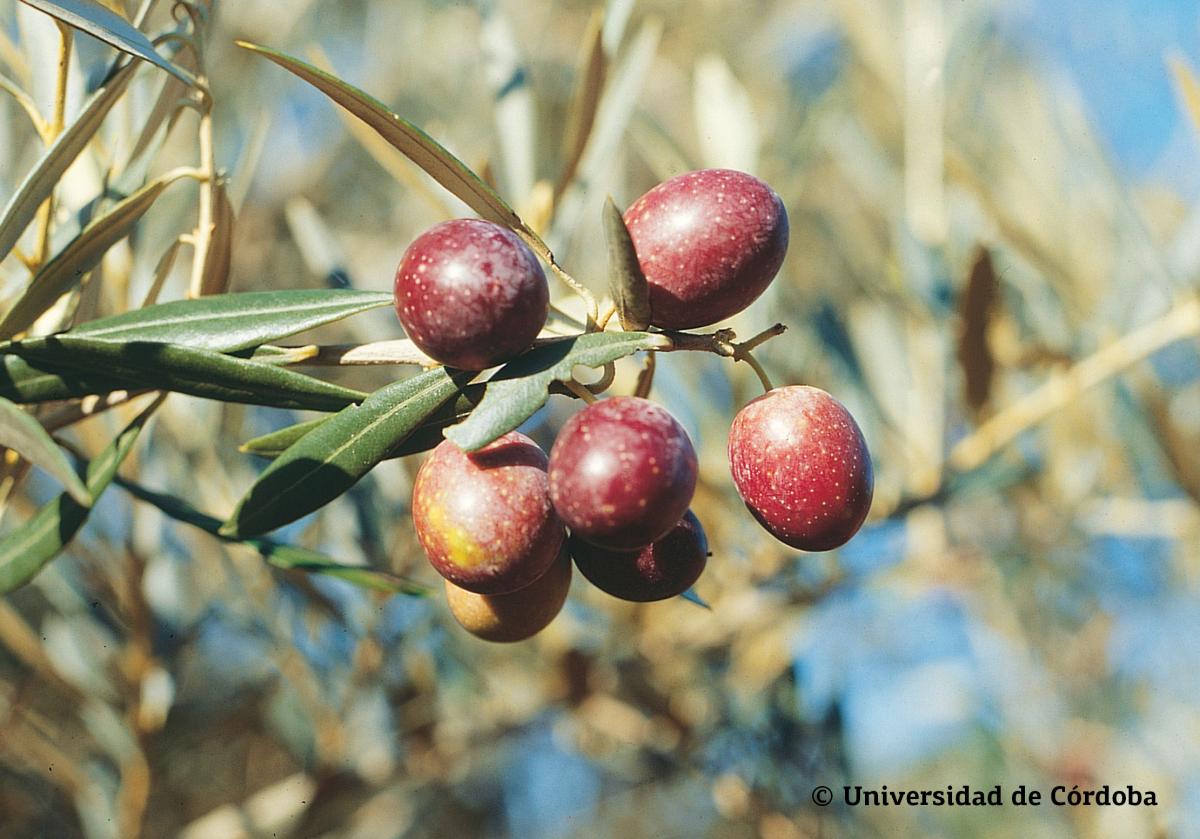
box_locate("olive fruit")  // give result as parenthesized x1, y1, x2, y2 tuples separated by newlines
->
(393, 218, 548, 370)
(412, 431, 564, 594)
(623, 168, 788, 330)
(548, 396, 698, 550)
(444, 547, 572, 642)
(570, 510, 708, 602)
(728, 385, 872, 551)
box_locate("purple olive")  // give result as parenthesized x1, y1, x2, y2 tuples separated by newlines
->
(549, 396, 698, 550)
(570, 510, 708, 602)
(624, 169, 788, 330)
(728, 386, 873, 551)
(394, 218, 548, 370)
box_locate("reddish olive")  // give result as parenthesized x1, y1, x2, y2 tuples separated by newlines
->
(623, 168, 788, 330)
(393, 218, 548, 370)
(728, 386, 873, 551)
(412, 431, 565, 594)
(570, 510, 708, 602)
(548, 396, 698, 550)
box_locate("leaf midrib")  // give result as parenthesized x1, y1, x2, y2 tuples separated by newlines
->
(0, 505, 57, 566)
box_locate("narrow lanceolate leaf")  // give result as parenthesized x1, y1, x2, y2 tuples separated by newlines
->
(55, 289, 392, 351)
(240, 417, 329, 457)
(0, 354, 122, 403)
(198, 182, 234, 295)
(1169, 54, 1200, 137)
(0, 396, 90, 505)
(0, 396, 160, 593)
(0, 61, 136, 264)
(115, 477, 429, 595)
(236, 41, 558, 265)
(18, 0, 194, 85)
(0, 171, 194, 340)
(241, 384, 486, 459)
(603, 197, 651, 330)
(557, 8, 607, 195)
(4, 336, 366, 411)
(264, 549, 429, 595)
(126, 49, 196, 169)
(0, 71, 47, 138)
(447, 331, 667, 451)
(223, 367, 471, 538)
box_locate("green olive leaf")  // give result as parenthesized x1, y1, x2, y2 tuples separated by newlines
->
(240, 417, 329, 458)
(0, 354, 121, 404)
(445, 331, 668, 452)
(0, 170, 196, 340)
(115, 477, 429, 596)
(603, 197, 651, 330)
(2, 336, 365, 411)
(49, 289, 392, 351)
(0, 61, 136, 264)
(222, 367, 472, 539)
(0, 395, 161, 593)
(236, 41, 562, 268)
(0, 395, 90, 505)
(17, 0, 194, 85)
(241, 384, 487, 459)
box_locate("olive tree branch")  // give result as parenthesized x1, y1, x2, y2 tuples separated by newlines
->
(278, 323, 787, 370)
(657, 322, 784, 391)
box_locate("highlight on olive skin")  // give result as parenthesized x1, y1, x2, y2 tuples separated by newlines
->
(547, 396, 698, 551)
(393, 218, 549, 370)
(727, 385, 873, 552)
(412, 431, 565, 595)
(623, 168, 789, 330)
(444, 546, 573, 643)
(569, 510, 709, 602)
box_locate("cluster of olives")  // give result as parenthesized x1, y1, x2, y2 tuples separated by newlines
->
(393, 169, 873, 643)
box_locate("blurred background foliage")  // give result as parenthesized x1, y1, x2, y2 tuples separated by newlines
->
(2, 0, 1200, 837)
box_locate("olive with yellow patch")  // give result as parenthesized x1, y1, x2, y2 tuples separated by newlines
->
(444, 546, 572, 642)
(412, 431, 565, 595)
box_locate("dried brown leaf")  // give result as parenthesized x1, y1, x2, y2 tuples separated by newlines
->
(557, 8, 607, 197)
(957, 247, 999, 416)
(198, 181, 234, 296)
